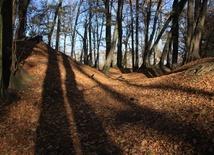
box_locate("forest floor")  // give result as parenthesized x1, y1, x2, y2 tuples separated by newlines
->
(0, 41, 214, 155)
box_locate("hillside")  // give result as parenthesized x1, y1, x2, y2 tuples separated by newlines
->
(0, 41, 214, 154)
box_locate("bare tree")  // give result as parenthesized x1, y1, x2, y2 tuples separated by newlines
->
(134, 0, 140, 70)
(184, 0, 208, 63)
(102, 0, 123, 75)
(142, 0, 163, 68)
(16, 0, 30, 39)
(94, 10, 104, 69)
(103, 0, 112, 59)
(117, 0, 124, 68)
(70, 0, 82, 58)
(171, 0, 179, 69)
(88, 0, 93, 66)
(55, 0, 62, 50)
(0, 0, 13, 102)
(129, 0, 135, 70)
(141, 0, 187, 69)
(102, 22, 118, 75)
(48, 0, 63, 46)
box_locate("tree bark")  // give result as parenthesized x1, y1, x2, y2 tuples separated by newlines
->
(16, 0, 30, 39)
(129, 0, 135, 70)
(191, 0, 207, 61)
(88, 0, 93, 66)
(104, 0, 111, 59)
(95, 12, 104, 69)
(134, 0, 139, 70)
(1, 0, 12, 103)
(71, 1, 82, 58)
(141, 0, 187, 69)
(48, 0, 63, 46)
(172, 0, 179, 70)
(184, 0, 194, 64)
(55, 0, 62, 51)
(117, 0, 124, 68)
(143, 1, 151, 68)
(102, 21, 118, 75)
(83, 22, 88, 65)
(159, 32, 172, 71)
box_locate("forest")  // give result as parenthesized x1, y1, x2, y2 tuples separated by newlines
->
(0, 0, 214, 154)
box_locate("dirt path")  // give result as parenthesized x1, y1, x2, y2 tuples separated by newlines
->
(0, 42, 213, 154)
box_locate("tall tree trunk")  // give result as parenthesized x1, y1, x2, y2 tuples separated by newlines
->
(16, 0, 30, 39)
(141, 0, 187, 69)
(1, 0, 12, 103)
(148, 0, 163, 66)
(117, 0, 124, 68)
(55, 0, 62, 51)
(159, 32, 172, 71)
(83, 22, 88, 65)
(93, 27, 96, 67)
(129, 0, 135, 70)
(172, 0, 179, 70)
(185, 0, 207, 63)
(48, 0, 63, 46)
(104, 0, 111, 58)
(102, 22, 118, 76)
(124, 15, 131, 68)
(134, 0, 139, 70)
(143, 0, 163, 68)
(184, 0, 194, 64)
(71, 1, 82, 58)
(95, 13, 104, 69)
(143, 1, 151, 68)
(190, 0, 207, 61)
(88, 0, 93, 66)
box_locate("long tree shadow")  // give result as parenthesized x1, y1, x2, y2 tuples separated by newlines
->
(74, 66, 214, 154)
(61, 54, 121, 155)
(35, 46, 74, 154)
(125, 80, 214, 97)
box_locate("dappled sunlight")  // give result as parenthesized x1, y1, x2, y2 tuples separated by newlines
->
(58, 52, 83, 154)
(73, 60, 214, 154)
(35, 43, 74, 154)
(0, 41, 213, 154)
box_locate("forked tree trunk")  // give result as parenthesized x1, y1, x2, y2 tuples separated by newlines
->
(185, 0, 207, 63)
(141, 0, 187, 69)
(48, 0, 63, 46)
(190, 0, 207, 61)
(102, 23, 118, 76)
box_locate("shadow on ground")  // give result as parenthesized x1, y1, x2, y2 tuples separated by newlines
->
(35, 45, 74, 154)
(35, 47, 121, 154)
(61, 54, 121, 154)
(34, 45, 213, 154)
(75, 65, 214, 154)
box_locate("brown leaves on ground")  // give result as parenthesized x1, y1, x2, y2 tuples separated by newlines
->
(0, 41, 214, 154)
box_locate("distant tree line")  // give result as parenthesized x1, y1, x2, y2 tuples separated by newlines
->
(26, 0, 213, 72)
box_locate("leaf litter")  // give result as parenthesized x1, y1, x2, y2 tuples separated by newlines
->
(0, 41, 213, 154)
